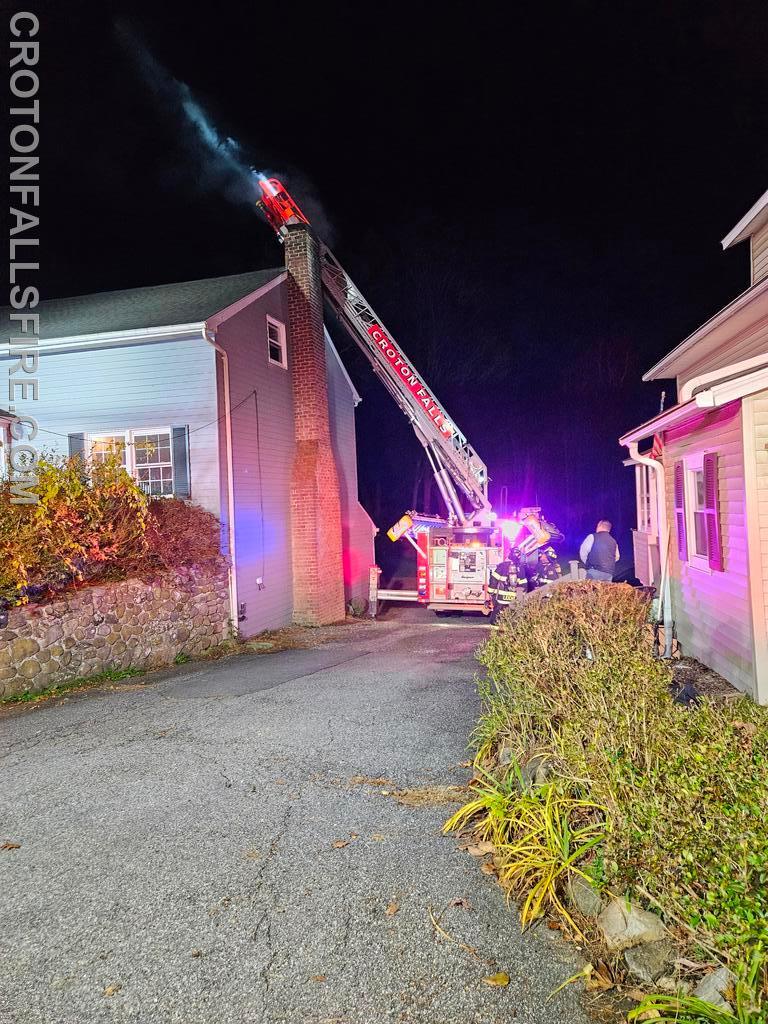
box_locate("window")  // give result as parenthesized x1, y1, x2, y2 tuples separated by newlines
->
(91, 434, 127, 468)
(691, 467, 708, 557)
(87, 428, 175, 497)
(675, 451, 723, 572)
(266, 315, 287, 368)
(636, 464, 656, 534)
(134, 431, 174, 496)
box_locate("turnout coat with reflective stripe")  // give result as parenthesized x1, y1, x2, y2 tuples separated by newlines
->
(488, 559, 521, 603)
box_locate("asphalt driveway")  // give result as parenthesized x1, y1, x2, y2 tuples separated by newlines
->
(0, 609, 590, 1024)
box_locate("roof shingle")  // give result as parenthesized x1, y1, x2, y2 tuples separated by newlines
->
(2, 268, 284, 341)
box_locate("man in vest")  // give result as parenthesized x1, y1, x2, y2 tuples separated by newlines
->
(580, 520, 619, 581)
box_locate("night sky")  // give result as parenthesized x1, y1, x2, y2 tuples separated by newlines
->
(25, 0, 768, 562)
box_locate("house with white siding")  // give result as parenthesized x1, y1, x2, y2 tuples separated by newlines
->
(621, 187, 768, 703)
(1, 263, 376, 637)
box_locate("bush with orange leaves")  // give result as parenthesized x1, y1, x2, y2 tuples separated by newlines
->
(0, 452, 223, 605)
(0, 452, 149, 604)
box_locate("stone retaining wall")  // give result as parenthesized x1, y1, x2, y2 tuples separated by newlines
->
(0, 564, 230, 699)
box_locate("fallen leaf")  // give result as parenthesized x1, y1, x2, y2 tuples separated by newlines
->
(244, 849, 262, 860)
(349, 832, 358, 840)
(191, 949, 203, 958)
(467, 841, 495, 857)
(585, 962, 614, 992)
(627, 988, 648, 1002)
(449, 897, 473, 910)
(274, 778, 286, 785)
(385, 902, 399, 917)
(1, 842, 21, 851)
(482, 971, 510, 987)
(332, 840, 349, 849)
(310, 974, 327, 983)
(547, 920, 562, 930)
(103, 983, 122, 997)
(370, 833, 386, 841)
(480, 862, 497, 875)
(460, 759, 473, 768)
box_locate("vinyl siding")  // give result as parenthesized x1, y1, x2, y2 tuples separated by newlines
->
(631, 530, 660, 588)
(0, 338, 220, 513)
(744, 390, 768, 702)
(325, 333, 376, 604)
(214, 283, 295, 637)
(752, 220, 768, 285)
(676, 317, 768, 392)
(664, 400, 754, 694)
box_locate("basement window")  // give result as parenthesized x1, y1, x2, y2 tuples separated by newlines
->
(266, 315, 287, 368)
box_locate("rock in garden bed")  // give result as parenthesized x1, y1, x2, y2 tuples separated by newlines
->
(596, 899, 667, 952)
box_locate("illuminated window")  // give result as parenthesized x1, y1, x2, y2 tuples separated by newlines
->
(91, 433, 127, 467)
(692, 468, 708, 557)
(684, 452, 710, 566)
(266, 315, 287, 368)
(134, 431, 174, 496)
(87, 428, 174, 497)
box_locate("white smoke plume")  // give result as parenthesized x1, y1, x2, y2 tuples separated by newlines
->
(115, 20, 335, 240)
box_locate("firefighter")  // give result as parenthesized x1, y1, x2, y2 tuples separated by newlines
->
(517, 510, 564, 591)
(487, 551, 524, 624)
(534, 543, 563, 585)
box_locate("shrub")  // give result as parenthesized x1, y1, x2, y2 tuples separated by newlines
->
(0, 452, 148, 604)
(0, 456, 224, 605)
(144, 498, 222, 569)
(460, 582, 768, 974)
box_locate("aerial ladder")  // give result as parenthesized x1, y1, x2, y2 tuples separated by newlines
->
(257, 177, 530, 613)
(257, 176, 490, 525)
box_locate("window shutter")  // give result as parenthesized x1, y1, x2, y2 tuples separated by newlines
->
(171, 426, 191, 499)
(673, 461, 687, 561)
(68, 433, 85, 462)
(703, 452, 723, 571)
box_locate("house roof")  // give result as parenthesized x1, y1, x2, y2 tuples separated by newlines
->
(621, 361, 768, 446)
(721, 188, 768, 250)
(619, 400, 698, 445)
(1, 268, 284, 341)
(643, 274, 768, 381)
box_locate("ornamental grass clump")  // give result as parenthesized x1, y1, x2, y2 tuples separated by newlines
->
(458, 581, 768, 979)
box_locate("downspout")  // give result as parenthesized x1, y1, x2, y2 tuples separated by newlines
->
(203, 327, 239, 632)
(624, 441, 673, 658)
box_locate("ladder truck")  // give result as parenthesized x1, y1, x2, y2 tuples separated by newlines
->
(258, 176, 518, 615)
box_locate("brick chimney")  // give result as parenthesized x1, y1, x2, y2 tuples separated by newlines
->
(284, 224, 346, 625)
